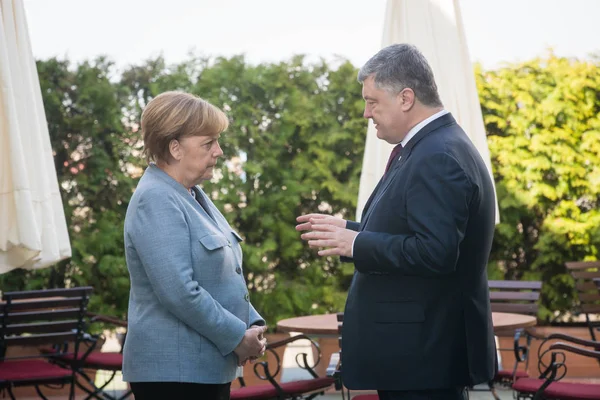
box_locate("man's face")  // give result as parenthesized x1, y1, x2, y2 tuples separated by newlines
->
(362, 75, 406, 144)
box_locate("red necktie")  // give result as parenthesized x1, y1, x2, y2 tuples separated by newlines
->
(384, 143, 403, 174)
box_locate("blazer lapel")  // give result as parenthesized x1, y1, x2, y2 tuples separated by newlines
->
(146, 164, 223, 231)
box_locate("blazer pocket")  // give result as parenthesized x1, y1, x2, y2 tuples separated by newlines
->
(198, 234, 230, 251)
(373, 301, 425, 324)
(231, 230, 244, 242)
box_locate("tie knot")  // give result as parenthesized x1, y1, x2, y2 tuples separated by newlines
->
(384, 143, 403, 175)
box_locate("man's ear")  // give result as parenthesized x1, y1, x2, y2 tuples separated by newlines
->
(399, 88, 416, 111)
(169, 139, 182, 161)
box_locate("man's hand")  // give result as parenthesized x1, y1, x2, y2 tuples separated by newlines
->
(234, 325, 267, 366)
(300, 220, 358, 258)
(296, 213, 346, 232)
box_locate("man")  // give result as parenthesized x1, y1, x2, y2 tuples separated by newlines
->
(297, 44, 497, 400)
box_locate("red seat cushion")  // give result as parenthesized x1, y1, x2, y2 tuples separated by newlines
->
(75, 352, 123, 370)
(495, 369, 529, 379)
(0, 359, 72, 382)
(230, 377, 335, 400)
(513, 378, 600, 400)
(40, 348, 123, 371)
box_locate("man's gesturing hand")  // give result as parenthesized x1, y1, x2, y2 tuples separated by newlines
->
(299, 219, 357, 258)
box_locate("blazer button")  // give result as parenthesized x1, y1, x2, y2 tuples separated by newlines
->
(236, 267, 242, 274)
(244, 293, 249, 302)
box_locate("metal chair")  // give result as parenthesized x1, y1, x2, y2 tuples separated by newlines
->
(512, 333, 600, 399)
(0, 287, 93, 400)
(565, 261, 600, 341)
(231, 334, 335, 400)
(486, 280, 543, 399)
(43, 312, 131, 400)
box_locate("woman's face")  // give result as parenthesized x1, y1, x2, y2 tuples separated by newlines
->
(175, 134, 223, 185)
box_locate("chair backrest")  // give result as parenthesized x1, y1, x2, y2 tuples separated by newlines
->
(488, 280, 542, 316)
(0, 287, 93, 360)
(565, 261, 600, 340)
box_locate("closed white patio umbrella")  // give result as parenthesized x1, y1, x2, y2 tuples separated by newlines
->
(356, 0, 499, 223)
(0, 0, 71, 273)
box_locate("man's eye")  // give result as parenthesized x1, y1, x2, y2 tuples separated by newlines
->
(204, 141, 213, 148)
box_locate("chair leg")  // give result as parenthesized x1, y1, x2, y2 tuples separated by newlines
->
(7, 387, 17, 400)
(35, 385, 51, 400)
(88, 371, 117, 400)
(490, 387, 501, 400)
(77, 369, 132, 400)
(487, 381, 501, 400)
(74, 374, 111, 400)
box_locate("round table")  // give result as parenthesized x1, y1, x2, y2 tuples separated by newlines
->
(276, 312, 536, 377)
(277, 311, 537, 335)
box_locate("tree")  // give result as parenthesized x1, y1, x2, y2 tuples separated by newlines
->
(4, 52, 598, 326)
(476, 53, 600, 320)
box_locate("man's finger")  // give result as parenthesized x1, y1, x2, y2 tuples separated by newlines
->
(301, 231, 334, 240)
(295, 222, 312, 231)
(309, 223, 337, 232)
(318, 248, 341, 257)
(296, 214, 327, 223)
(308, 239, 337, 248)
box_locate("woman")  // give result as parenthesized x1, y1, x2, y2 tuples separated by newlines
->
(123, 91, 267, 400)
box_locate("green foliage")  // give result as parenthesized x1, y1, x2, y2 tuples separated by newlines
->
(2, 51, 599, 326)
(475, 53, 600, 321)
(1, 55, 365, 326)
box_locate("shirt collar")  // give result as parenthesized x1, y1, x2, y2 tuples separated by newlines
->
(400, 109, 449, 148)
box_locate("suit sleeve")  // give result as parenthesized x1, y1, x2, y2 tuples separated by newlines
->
(128, 190, 246, 356)
(353, 152, 472, 276)
(346, 220, 360, 231)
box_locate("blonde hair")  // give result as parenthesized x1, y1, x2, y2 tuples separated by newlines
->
(141, 91, 229, 163)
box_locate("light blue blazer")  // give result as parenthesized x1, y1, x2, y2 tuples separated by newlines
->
(122, 164, 264, 384)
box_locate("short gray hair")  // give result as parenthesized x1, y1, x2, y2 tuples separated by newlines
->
(358, 44, 443, 107)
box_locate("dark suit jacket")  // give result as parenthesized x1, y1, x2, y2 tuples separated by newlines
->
(341, 113, 497, 390)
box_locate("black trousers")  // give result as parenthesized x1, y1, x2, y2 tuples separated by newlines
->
(130, 381, 231, 400)
(377, 387, 469, 400)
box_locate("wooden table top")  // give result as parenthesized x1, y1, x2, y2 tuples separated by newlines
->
(277, 312, 537, 335)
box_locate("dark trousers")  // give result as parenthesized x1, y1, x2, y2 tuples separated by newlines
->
(130, 381, 231, 400)
(378, 387, 469, 400)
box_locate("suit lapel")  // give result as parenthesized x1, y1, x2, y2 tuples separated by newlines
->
(359, 113, 456, 230)
(359, 163, 401, 229)
(360, 178, 385, 221)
